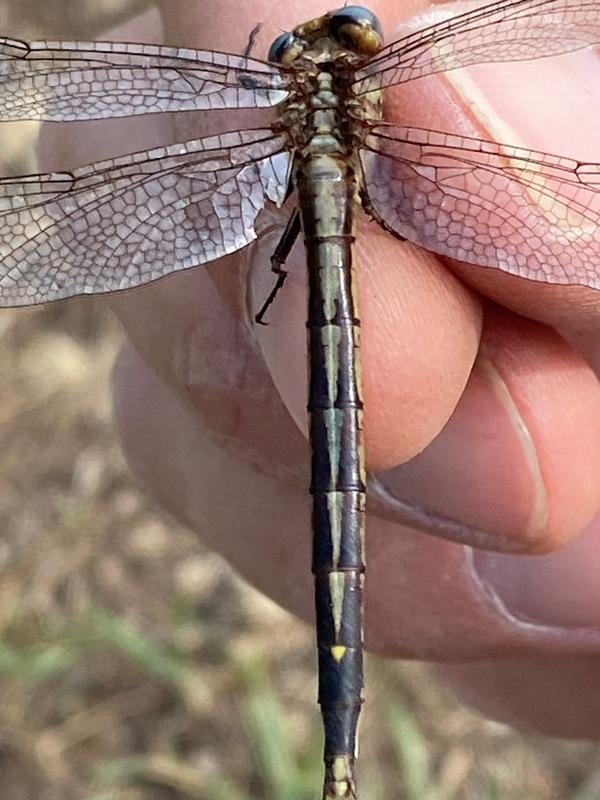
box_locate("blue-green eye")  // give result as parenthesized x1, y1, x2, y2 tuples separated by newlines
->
(268, 31, 302, 63)
(329, 6, 384, 54)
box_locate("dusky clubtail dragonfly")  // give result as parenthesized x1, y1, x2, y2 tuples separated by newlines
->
(2, 0, 600, 796)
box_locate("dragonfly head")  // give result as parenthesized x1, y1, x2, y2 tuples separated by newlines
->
(328, 7, 383, 55)
(268, 6, 383, 65)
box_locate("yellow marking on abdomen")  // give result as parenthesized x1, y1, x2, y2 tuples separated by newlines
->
(331, 645, 346, 662)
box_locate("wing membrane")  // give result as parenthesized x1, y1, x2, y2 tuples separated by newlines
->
(355, 0, 600, 92)
(0, 128, 290, 306)
(0, 38, 288, 121)
(361, 124, 600, 287)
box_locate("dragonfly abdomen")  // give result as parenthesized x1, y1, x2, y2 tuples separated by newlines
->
(296, 152, 366, 799)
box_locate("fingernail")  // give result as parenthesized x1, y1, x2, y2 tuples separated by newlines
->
(472, 515, 600, 628)
(371, 353, 549, 549)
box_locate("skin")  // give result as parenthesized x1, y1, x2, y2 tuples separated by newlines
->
(41, 0, 600, 736)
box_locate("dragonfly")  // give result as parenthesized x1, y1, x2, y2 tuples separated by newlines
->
(2, 0, 600, 796)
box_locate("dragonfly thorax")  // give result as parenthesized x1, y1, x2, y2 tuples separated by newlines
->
(269, 10, 383, 156)
(272, 62, 379, 158)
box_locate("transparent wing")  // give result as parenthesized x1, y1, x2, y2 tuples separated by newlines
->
(0, 38, 289, 121)
(355, 0, 600, 93)
(0, 128, 291, 306)
(360, 124, 600, 287)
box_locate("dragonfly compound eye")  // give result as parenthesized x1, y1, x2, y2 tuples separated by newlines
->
(329, 6, 384, 55)
(267, 31, 306, 64)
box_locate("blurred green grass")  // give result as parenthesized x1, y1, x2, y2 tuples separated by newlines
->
(0, 561, 599, 800)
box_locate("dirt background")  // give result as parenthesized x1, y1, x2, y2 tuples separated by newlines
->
(1, 2, 600, 799)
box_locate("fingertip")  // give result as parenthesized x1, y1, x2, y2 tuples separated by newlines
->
(358, 227, 483, 469)
(370, 308, 600, 554)
(250, 216, 483, 471)
(480, 310, 600, 552)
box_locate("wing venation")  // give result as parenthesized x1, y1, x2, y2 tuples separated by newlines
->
(0, 38, 289, 120)
(355, 0, 600, 91)
(0, 128, 291, 306)
(361, 123, 600, 287)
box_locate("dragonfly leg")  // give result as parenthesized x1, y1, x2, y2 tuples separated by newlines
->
(242, 23, 262, 58)
(238, 23, 270, 92)
(255, 208, 301, 325)
(360, 188, 406, 241)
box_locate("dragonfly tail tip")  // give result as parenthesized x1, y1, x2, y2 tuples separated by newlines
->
(322, 755, 357, 799)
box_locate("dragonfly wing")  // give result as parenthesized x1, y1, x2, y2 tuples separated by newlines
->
(360, 124, 600, 288)
(0, 38, 288, 120)
(355, 0, 600, 92)
(0, 128, 291, 306)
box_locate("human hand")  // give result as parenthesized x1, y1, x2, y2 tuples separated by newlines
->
(42, 0, 600, 736)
